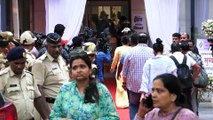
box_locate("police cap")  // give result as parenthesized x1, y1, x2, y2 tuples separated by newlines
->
(6, 47, 26, 61)
(20, 31, 37, 45)
(46, 33, 61, 44)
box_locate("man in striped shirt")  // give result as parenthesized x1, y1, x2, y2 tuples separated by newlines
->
(122, 33, 153, 120)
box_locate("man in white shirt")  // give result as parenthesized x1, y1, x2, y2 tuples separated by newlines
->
(170, 42, 201, 110)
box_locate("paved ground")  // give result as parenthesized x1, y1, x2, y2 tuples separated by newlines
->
(199, 102, 213, 120)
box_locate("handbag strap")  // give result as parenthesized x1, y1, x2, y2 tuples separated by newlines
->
(171, 107, 183, 120)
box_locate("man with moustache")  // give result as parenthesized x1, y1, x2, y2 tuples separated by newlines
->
(32, 33, 69, 119)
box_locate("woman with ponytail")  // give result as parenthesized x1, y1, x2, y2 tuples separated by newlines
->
(50, 51, 119, 119)
(135, 73, 199, 120)
(140, 38, 177, 94)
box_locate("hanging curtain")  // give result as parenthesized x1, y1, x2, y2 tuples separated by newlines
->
(45, 0, 87, 42)
(144, 0, 180, 53)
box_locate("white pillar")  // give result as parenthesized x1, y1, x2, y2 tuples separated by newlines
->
(179, 0, 191, 34)
(12, 0, 19, 39)
(209, 0, 213, 19)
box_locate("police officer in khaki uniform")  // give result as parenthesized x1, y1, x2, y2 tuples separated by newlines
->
(0, 31, 16, 70)
(0, 53, 6, 69)
(20, 31, 37, 71)
(32, 33, 69, 119)
(0, 47, 42, 120)
(82, 42, 97, 79)
(0, 54, 7, 70)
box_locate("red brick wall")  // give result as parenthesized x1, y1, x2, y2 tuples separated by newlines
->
(33, 0, 46, 33)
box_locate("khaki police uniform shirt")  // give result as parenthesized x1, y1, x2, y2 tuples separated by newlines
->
(0, 67, 41, 120)
(25, 49, 36, 71)
(0, 53, 8, 70)
(32, 51, 69, 98)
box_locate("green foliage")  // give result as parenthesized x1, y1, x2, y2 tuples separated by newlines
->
(202, 19, 213, 38)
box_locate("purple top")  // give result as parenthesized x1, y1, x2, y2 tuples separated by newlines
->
(134, 107, 199, 120)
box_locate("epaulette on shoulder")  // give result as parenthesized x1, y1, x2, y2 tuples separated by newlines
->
(38, 54, 47, 61)
(0, 67, 10, 76)
(24, 70, 33, 75)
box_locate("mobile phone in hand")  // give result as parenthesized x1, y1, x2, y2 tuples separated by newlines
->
(142, 94, 153, 108)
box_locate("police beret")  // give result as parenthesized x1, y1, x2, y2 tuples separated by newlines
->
(6, 47, 26, 61)
(20, 31, 37, 45)
(46, 33, 61, 44)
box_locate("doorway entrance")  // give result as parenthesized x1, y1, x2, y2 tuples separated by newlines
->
(83, 0, 130, 75)
(83, 0, 130, 34)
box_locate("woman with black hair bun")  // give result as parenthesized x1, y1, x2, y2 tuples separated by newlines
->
(135, 73, 199, 120)
(156, 38, 162, 44)
(50, 51, 119, 119)
(140, 38, 177, 94)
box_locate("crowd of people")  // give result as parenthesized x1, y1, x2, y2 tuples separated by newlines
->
(0, 21, 209, 120)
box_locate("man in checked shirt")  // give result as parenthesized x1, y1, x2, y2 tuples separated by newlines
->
(122, 33, 154, 120)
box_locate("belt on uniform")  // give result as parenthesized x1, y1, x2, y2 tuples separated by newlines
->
(46, 97, 55, 103)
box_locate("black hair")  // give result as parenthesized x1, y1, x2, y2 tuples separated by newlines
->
(96, 35, 110, 53)
(181, 33, 190, 39)
(138, 32, 149, 43)
(121, 36, 129, 45)
(172, 33, 181, 38)
(72, 36, 83, 47)
(130, 33, 138, 45)
(153, 73, 186, 107)
(54, 24, 65, 36)
(87, 38, 97, 44)
(35, 32, 46, 50)
(69, 52, 99, 104)
(91, 29, 97, 38)
(171, 42, 180, 53)
(153, 38, 163, 53)
(186, 39, 194, 45)
(180, 41, 190, 51)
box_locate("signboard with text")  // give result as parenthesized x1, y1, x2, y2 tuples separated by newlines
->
(131, 13, 146, 33)
(197, 39, 213, 77)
